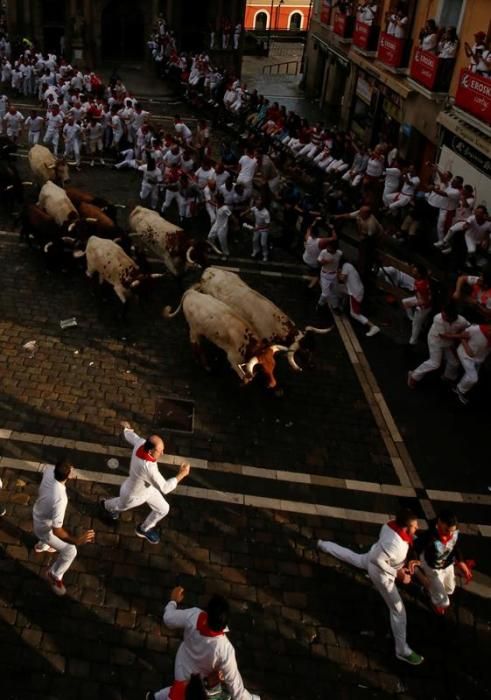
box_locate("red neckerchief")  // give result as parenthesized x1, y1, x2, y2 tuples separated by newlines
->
(436, 525, 453, 545)
(169, 681, 187, 700)
(135, 445, 156, 462)
(387, 520, 414, 545)
(479, 324, 491, 347)
(196, 611, 225, 637)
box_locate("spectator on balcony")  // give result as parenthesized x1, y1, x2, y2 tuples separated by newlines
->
(465, 32, 491, 76)
(357, 1, 378, 26)
(437, 27, 459, 59)
(419, 19, 439, 53)
(386, 7, 408, 39)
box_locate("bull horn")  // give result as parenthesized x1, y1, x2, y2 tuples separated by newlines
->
(186, 246, 199, 266)
(270, 344, 289, 354)
(43, 242, 53, 253)
(287, 351, 302, 372)
(73, 250, 85, 258)
(150, 273, 164, 279)
(84, 217, 98, 223)
(22, 181, 34, 186)
(115, 204, 126, 209)
(47, 164, 56, 169)
(245, 356, 259, 375)
(68, 222, 76, 232)
(4, 185, 14, 191)
(206, 239, 223, 255)
(162, 297, 184, 319)
(130, 279, 141, 288)
(237, 363, 247, 379)
(304, 325, 334, 335)
(61, 236, 76, 243)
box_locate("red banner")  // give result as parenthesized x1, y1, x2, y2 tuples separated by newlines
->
(455, 69, 491, 126)
(353, 20, 371, 49)
(410, 48, 439, 90)
(377, 32, 404, 67)
(320, 0, 331, 26)
(333, 12, 347, 36)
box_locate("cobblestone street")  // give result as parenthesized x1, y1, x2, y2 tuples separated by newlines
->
(0, 83, 490, 700)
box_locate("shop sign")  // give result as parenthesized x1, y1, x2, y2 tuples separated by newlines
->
(455, 69, 491, 126)
(353, 20, 371, 49)
(410, 48, 439, 90)
(377, 32, 404, 67)
(320, 0, 332, 26)
(443, 131, 491, 176)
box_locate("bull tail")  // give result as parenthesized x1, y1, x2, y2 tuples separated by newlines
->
(304, 325, 334, 335)
(162, 298, 183, 319)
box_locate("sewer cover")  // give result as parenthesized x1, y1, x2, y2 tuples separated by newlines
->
(154, 397, 194, 433)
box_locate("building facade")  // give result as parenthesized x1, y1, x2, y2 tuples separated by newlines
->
(245, 0, 312, 32)
(5, 0, 246, 67)
(304, 0, 491, 204)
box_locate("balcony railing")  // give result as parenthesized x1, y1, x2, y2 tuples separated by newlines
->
(332, 11, 355, 40)
(353, 20, 379, 52)
(376, 32, 408, 69)
(454, 69, 491, 126)
(409, 47, 455, 93)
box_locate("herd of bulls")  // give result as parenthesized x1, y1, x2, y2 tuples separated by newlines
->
(1, 141, 332, 391)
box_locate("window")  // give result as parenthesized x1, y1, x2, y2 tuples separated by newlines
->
(437, 0, 465, 31)
(255, 12, 268, 31)
(289, 12, 303, 30)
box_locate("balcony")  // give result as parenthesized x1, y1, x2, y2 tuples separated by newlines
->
(376, 32, 409, 72)
(408, 47, 455, 97)
(332, 10, 355, 42)
(352, 20, 380, 55)
(454, 69, 491, 131)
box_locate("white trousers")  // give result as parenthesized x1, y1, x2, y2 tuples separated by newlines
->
(252, 228, 269, 260)
(420, 559, 455, 607)
(411, 342, 459, 382)
(104, 481, 170, 531)
(28, 130, 41, 145)
(456, 345, 483, 395)
(44, 128, 60, 154)
(64, 138, 80, 165)
(377, 266, 415, 291)
(155, 689, 170, 700)
(319, 540, 411, 657)
(319, 271, 338, 307)
(402, 297, 431, 345)
(209, 224, 229, 256)
(33, 521, 77, 580)
(387, 193, 411, 210)
(140, 182, 160, 210)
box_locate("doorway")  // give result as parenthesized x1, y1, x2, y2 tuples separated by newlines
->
(101, 0, 145, 60)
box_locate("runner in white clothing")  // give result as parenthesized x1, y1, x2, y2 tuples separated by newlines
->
(3, 106, 24, 142)
(208, 193, 231, 257)
(318, 509, 424, 665)
(63, 115, 82, 168)
(317, 242, 342, 308)
(43, 105, 64, 154)
(101, 422, 190, 544)
(32, 459, 95, 596)
(337, 260, 380, 336)
(147, 587, 260, 700)
(437, 206, 491, 260)
(24, 110, 44, 145)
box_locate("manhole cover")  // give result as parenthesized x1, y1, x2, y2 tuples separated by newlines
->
(154, 397, 194, 434)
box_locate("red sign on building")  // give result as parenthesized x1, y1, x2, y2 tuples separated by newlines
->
(455, 69, 491, 126)
(410, 48, 439, 90)
(377, 32, 404, 67)
(353, 20, 371, 49)
(333, 12, 348, 36)
(320, 0, 331, 26)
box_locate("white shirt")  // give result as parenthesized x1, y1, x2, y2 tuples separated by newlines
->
(318, 249, 342, 274)
(25, 115, 44, 132)
(214, 204, 231, 229)
(383, 167, 401, 194)
(358, 4, 377, 24)
(120, 428, 177, 497)
(46, 111, 63, 130)
(340, 262, 364, 302)
(131, 110, 149, 130)
(427, 313, 469, 348)
(139, 165, 163, 186)
(251, 206, 270, 230)
(237, 154, 257, 183)
(220, 184, 235, 205)
(85, 122, 103, 141)
(4, 111, 24, 131)
(365, 156, 384, 178)
(401, 175, 419, 197)
(163, 601, 256, 700)
(63, 123, 81, 142)
(33, 466, 68, 530)
(463, 215, 491, 243)
(175, 121, 192, 141)
(195, 166, 216, 188)
(367, 523, 409, 580)
(421, 33, 437, 52)
(460, 325, 491, 363)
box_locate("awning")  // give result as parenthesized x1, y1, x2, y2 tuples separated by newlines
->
(437, 109, 491, 159)
(348, 50, 414, 99)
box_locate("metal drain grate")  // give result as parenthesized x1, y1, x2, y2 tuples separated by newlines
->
(153, 397, 194, 434)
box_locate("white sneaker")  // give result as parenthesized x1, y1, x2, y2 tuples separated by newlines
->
(35, 542, 56, 553)
(45, 570, 67, 596)
(366, 325, 380, 337)
(433, 241, 445, 248)
(100, 158, 105, 165)
(441, 246, 452, 255)
(90, 160, 94, 167)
